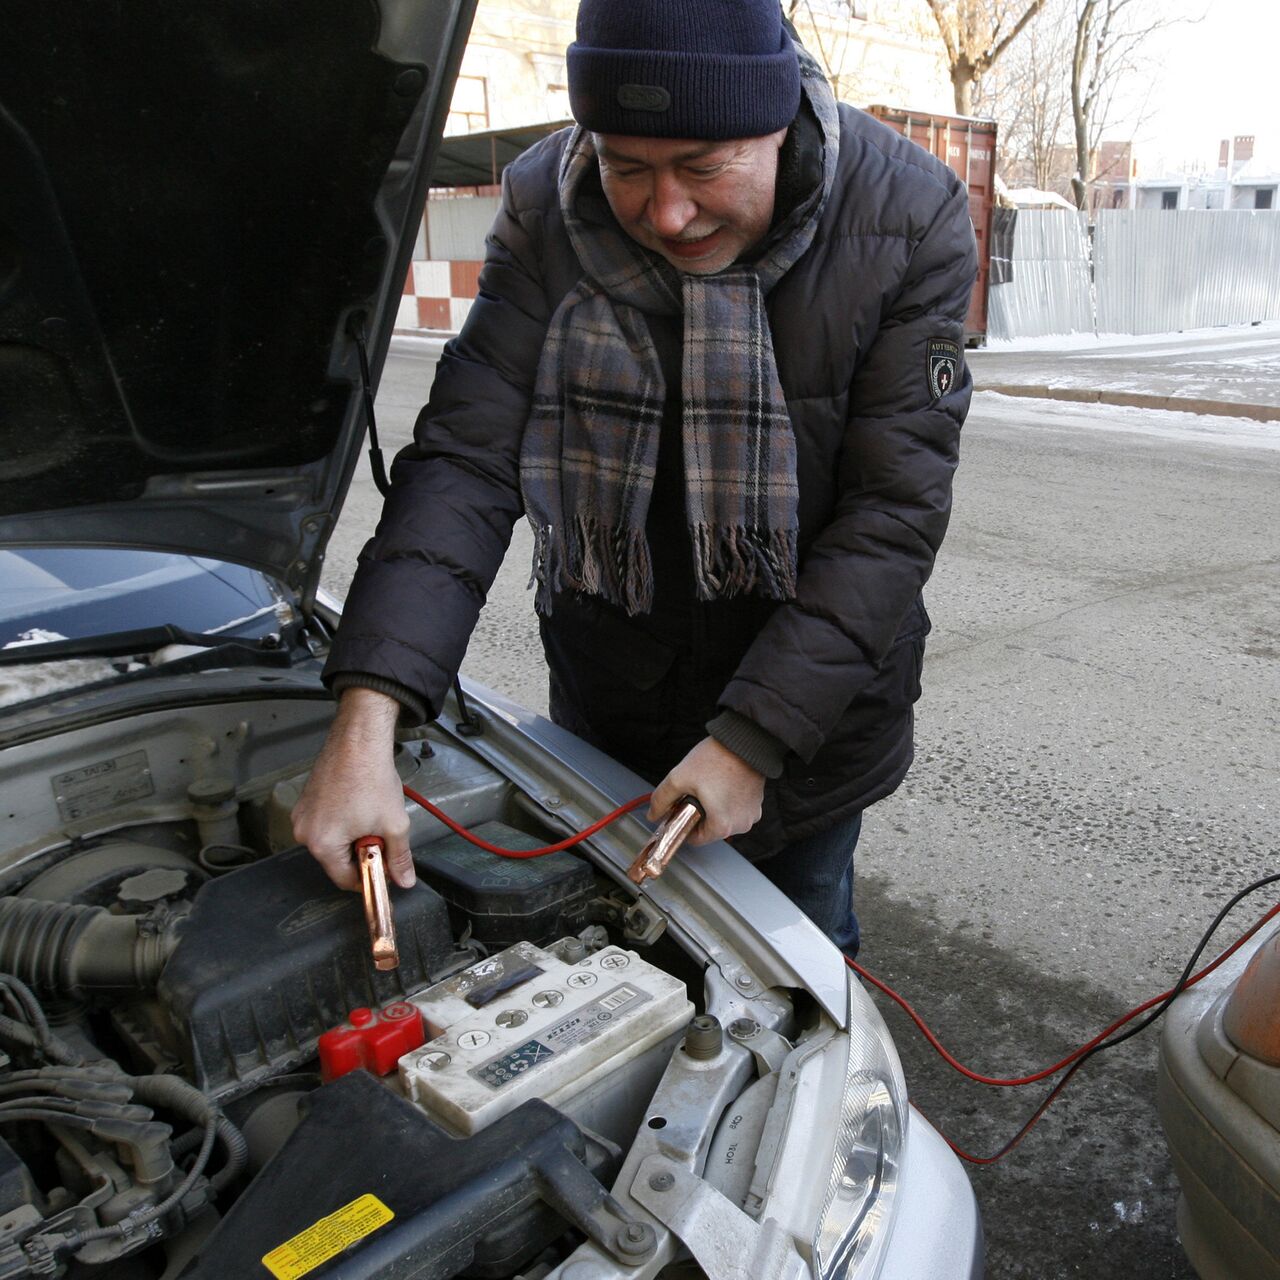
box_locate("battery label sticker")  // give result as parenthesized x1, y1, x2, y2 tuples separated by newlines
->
(473, 1038, 555, 1089)
(469, 984, 651, 1091)
(52, 751, 154, 823)
(261, 1194, 394, 1279)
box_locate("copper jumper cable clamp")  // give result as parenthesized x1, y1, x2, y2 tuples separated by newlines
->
(627, 795, 705, 885)
(355, 835, 399, 971)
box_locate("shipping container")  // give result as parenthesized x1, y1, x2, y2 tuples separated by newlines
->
(867, 106, 997, 344)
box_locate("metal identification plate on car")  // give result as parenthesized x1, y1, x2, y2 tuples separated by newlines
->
(52, 750, 155, 822)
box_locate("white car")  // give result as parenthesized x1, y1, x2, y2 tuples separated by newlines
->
(1159, 916, 1280, 1280)
(0, 3, 982, 1276)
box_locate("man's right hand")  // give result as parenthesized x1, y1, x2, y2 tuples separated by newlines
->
(292, 688, 415, 892)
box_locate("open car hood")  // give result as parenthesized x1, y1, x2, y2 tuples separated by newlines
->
(0, 0, 477, 612)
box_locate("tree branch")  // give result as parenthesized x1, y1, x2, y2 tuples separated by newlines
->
(987, 0, 1049, 67)
(925, 0, 961, 65)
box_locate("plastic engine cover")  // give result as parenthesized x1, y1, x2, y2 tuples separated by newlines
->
(159, 848, 454, 1095)
(178, 1071, 614, 1280)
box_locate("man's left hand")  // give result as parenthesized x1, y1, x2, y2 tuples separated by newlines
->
(649, 736, 765, 846)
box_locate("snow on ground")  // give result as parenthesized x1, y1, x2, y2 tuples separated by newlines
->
(390, 333, 450, 356)
(977, 319, 1280, 355)
(974, 391, 1280, 450)
(1086, 340, 1280, 364)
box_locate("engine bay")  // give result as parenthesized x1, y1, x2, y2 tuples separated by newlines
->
(0, 691, 811, 1279)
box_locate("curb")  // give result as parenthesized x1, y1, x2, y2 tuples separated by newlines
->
(978, 384, 1280, 424)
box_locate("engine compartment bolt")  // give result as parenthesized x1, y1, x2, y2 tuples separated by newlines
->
(614, 1222, 655, 1257)
(735, 973, 754, 990)
(727, 1017, 760, 1040)
(683, 1014, 722, 1060)
(648, 1172, 675, 1192)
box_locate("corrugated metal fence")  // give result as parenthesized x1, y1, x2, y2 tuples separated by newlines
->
(411, 198, 1280, 340)
(1095, 210, 1280, 334)
(988, 208, 1092, 339)
(424, 195, 500, 260)
(988, 209, 1280, 339)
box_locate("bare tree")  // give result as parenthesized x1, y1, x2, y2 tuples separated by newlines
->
(925, 0, 1050, 116)
(784, 0, 864, 94)
(976, 0, 1074, 192)
(1070, 0, 1174, 208)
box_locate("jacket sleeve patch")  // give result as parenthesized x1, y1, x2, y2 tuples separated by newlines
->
(926, 337, 962, 401)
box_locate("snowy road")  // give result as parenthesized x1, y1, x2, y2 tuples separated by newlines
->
(973, 322, 1280, 412)
(978, 387, 1280, 448)
(323, 334, 1280, 1280)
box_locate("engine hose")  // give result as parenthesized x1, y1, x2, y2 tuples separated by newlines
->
(28, 1084, 243, 1256)
(0, 898, 175, 998)
(0, 985, 247, 1193)
(208, 1116, 248, 1192)
(0, 974, 52, 1039)
(56, 1119, 220, 1256)
(0, 1012, 81, 1065)
(169, 1115, 249, 1190)
(126, 1074, 248, 1192)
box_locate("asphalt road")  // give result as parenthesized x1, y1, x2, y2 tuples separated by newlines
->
(324, 335, 1280, 1280)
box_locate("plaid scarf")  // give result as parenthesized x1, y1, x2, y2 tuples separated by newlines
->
(522, 44, 839, 616)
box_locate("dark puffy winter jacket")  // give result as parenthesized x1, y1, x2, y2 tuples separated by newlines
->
(326, 104, 978, 858)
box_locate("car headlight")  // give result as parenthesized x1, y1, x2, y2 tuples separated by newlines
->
(811, 975, 907, 1279)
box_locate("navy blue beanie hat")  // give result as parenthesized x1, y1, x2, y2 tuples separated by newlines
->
(567, 0, 801, 140)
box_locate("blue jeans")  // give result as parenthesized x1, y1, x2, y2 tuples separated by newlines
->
(752, 813, 863, 956)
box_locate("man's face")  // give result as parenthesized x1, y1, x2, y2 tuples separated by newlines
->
(594, 129, 787, 274)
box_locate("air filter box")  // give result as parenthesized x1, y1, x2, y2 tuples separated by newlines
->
(159, 847, 454, 1096)
(414, 823, 594, 948)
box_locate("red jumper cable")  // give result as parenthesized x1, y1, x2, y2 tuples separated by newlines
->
(381, 785, 1279, 1165)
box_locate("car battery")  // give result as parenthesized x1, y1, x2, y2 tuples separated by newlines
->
(400, 941, 693, 1135)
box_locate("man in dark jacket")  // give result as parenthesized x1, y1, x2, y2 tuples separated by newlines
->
(294, 0, 977, 953)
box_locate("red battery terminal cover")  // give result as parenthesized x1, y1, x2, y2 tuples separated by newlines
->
(318, 1001, 426, 1082)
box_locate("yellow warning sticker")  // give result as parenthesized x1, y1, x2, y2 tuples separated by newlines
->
(261, 1194, 394, 1279)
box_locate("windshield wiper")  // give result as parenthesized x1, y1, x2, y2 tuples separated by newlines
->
(0, 624, 286, 667)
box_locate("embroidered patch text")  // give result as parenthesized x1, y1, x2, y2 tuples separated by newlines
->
(927, 337, 961, 400)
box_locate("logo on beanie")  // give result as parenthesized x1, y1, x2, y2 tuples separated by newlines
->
(617, 83, 671, 112)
